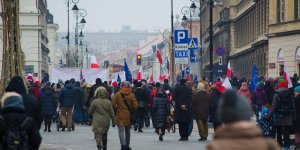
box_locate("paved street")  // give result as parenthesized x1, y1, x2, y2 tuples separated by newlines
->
(39, 123, 211, 150)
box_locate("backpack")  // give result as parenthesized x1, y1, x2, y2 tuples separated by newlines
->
(155, 88, 167, 98)
(0, 115, 30, 150)
(275, 90, 294, 116)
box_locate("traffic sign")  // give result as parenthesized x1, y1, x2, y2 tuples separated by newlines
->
(174, 30, 189, 64)
(190, 49, 199, 62)
(188, 38, 198, 49)
(186, 66, 190, 74)
(216, 47, 225, 56)
(174, 30, 188, 44)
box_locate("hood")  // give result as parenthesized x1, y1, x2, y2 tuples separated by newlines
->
(239, 86, 249, 92)
(120, 87, 132, 95)
(5, 76, 27, 94)
(214, 124, 262, 139)
(65, 84, 73, 89)
(1, 93, 25, 112)
(95, 87, 107, 99)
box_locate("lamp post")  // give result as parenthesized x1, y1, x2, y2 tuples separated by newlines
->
(170, 0, 175, 85)
(72, 3, 87, 67)
(181, 6, 194, 38)
(79, 40, 88, 68)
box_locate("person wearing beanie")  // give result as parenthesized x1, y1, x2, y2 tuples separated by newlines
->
(173, 79, 193, 141)
(253, 81, 267, 121)
(112, 81, 138, 150)
(133, 81, 147, 132)
(191, 82, 211, 141)
(206, 90, 280, 150)
(5, 76, 43, 129)
(266, 81, 294, 150)
(0, 92, 42, 150)
(293, 86, 300, 149)
(209, 85, 222, 131)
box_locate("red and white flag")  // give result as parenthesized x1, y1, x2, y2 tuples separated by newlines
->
(219, 77, 232, 93)
(148, 74, 153, 84)
(90, 56, 99, 68)
(284, 67, 293, 88)
(156, 49, 163, 64)
(136, 66, 143, 80)
(226, 61, 232, 78)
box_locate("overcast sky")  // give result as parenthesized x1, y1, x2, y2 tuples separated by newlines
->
(47, 0, 192, 32)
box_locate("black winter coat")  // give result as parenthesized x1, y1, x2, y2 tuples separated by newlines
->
(134, 88, 147, 108)
(209, 91, 221, 124)
(59, 84, 77, 108)
(295, 94, 300, 132)
(21, 94, 43, 129)
(173, 84, 192, 123)
(0, 109, 42, 150)
(152, 97, 169, 128)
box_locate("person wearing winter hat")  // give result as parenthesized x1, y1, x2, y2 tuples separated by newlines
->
(5, 76, 43, 129)
(0, 92, 42, 150)
(112, 81, 138, 150)
(206, 90, 280, 150)
(253, 81, 267, 121)
(266, 81, 293, 150)
(293, 86, 300, 149)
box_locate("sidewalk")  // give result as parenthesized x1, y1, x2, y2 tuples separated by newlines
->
(39, 143, 72, 150)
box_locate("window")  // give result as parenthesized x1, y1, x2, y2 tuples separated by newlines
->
(296, 0, 300, 19)
(278, 0, 285, 22)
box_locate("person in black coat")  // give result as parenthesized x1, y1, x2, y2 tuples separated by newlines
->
(87, 78, 103, 107)
(152, 82, 169, 141)
(209, 85, 222, 131)
(173, 79, 192, 141)
(5, 76, 43, 129)
(294, 86, 300, 148)
(134, 82, 147, 132)
(0, 92, 41, 150)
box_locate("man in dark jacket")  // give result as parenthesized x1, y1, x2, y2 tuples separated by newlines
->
(87, 78, 103, 107)
(0, 92, 42, 150)
(173, 79, 192, 141)
(59, 80, 77, 131)
(5, 76, 43, 129)
(134, 82, 147, 132)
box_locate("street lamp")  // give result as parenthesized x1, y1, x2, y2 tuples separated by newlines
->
(181, 6, 193, 38)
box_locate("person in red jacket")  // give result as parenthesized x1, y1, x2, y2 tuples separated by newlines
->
(238, 82, 251, 103)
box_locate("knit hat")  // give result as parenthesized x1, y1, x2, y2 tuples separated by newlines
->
(1, 92, 24, 110)
(294, 85, 300, 93)
(256, 81, 264, 87)
(217, 90, 252, 124)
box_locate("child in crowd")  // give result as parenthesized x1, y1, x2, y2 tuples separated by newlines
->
(257, 107, 272, 137)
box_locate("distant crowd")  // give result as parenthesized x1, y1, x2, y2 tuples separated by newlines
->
(0, 73, 299, 150)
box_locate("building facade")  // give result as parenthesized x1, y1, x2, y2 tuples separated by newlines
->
(267, 0, 300, 78)
(0, 0, 53, 80)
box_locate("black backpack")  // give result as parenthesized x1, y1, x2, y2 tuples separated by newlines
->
(155, 88, 167, 98)
(275, 90, 294, 116)
(0, 115, 30, 150)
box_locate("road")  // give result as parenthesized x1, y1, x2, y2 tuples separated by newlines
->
(39, 123, 211, 150)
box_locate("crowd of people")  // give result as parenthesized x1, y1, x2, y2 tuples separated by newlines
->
(0, 73, 299, 150)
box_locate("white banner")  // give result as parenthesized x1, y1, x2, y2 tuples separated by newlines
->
(50, 67, 109, 84)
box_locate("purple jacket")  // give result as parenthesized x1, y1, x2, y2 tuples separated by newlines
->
(253, 86, 267, 105)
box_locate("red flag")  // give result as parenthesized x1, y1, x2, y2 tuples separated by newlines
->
(226, 61, 232, 78)
(90, 56, 99, 68)
(156, 49, 163, 64)
(136, 66, 143, 80)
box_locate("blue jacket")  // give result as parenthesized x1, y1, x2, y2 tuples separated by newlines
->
(60, 84, 76, 107)
(40, 90, 57, 115)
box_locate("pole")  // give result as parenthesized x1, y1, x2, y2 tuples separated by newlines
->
(199, 1, 203, 78)
(209, 0, 214, 83)
(67, 0, 70, 67)
(170, 0, 175, 85)
(86, 47, 88, 68)
(75, 13, 79, 67)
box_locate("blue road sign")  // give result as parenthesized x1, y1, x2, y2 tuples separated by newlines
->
(190, 49, 199, 62)
(174, 30, 188, 44)
(186, 66, 190, 74)
(188, 38, 198, 49)
(174, 50, 188, 58)
(216, 47, 225, 56)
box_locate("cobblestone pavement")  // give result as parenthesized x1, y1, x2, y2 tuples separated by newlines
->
(39, 122, 211, 150)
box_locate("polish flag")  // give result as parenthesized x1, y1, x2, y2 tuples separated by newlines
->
(90, 56, 99, 68)
(148, 74, 153, 84)
(226, 61, 232, 78)
(156, 49, 163, 64)
(136, 66, 143, 80)
(284, 67, 293, 88)
(220, 77, 232, 93)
